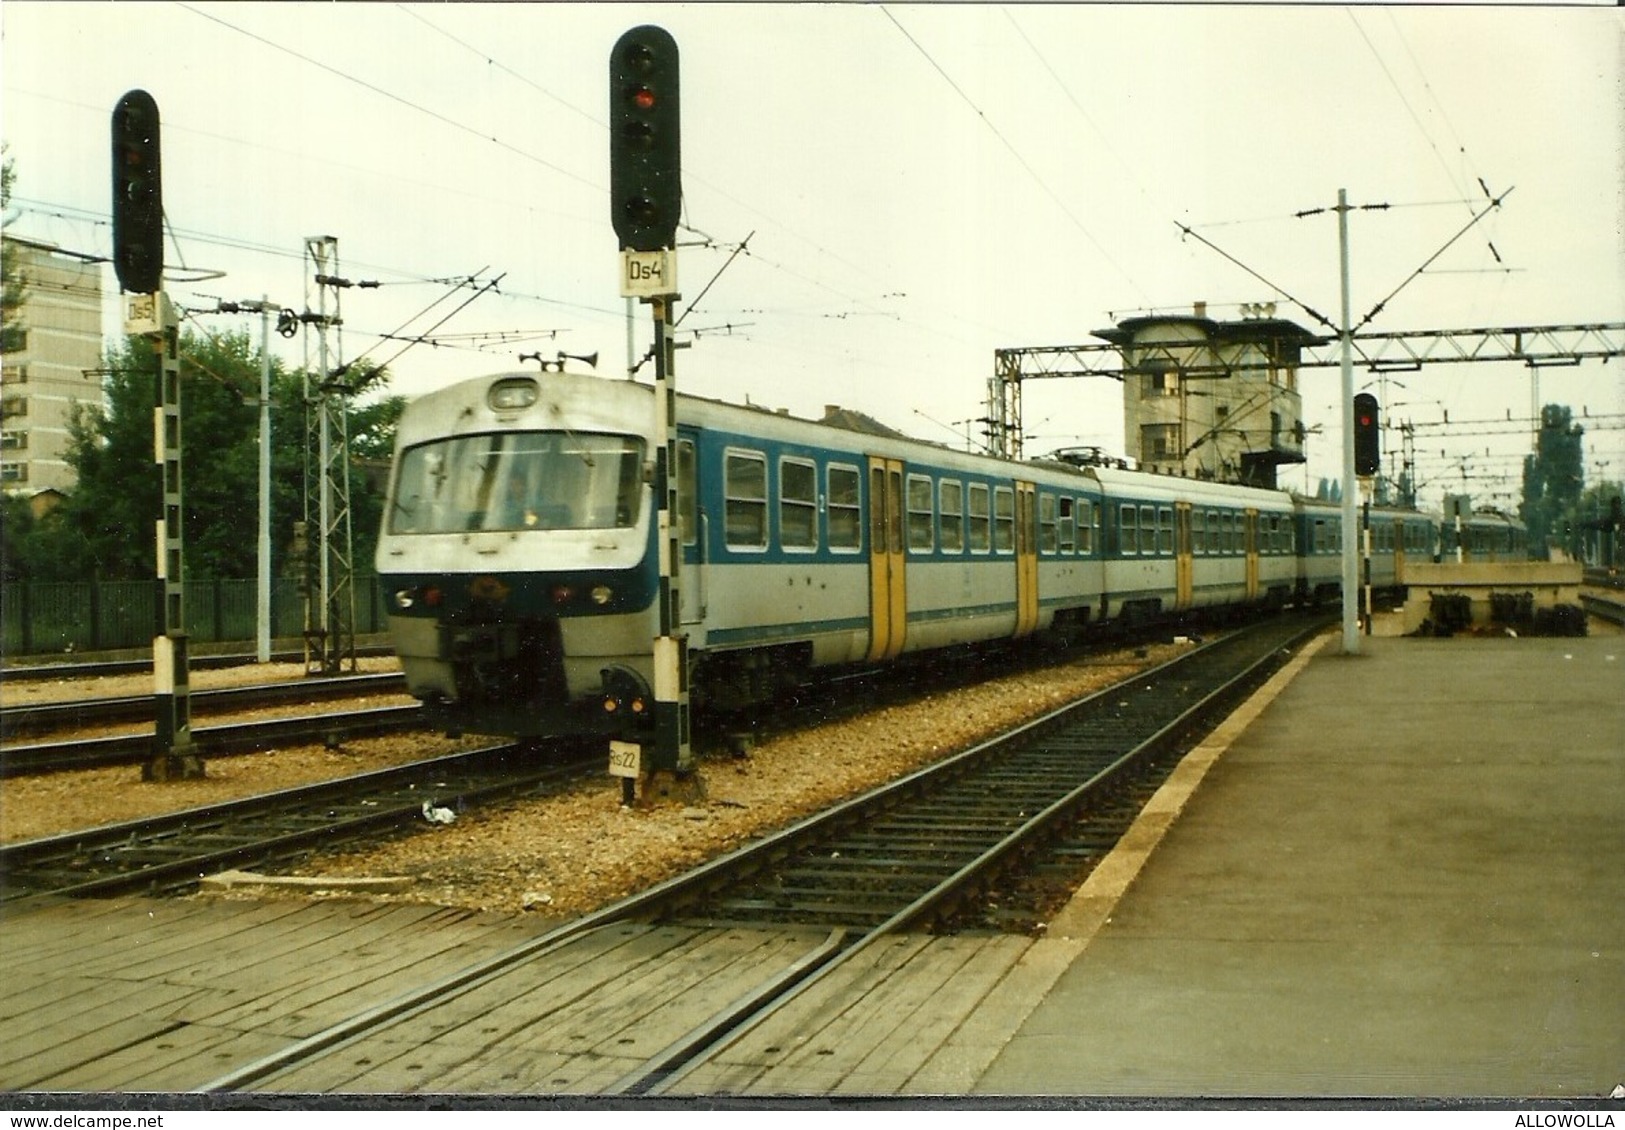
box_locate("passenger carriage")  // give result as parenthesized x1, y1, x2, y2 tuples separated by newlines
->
(376, 370, 1466, 741)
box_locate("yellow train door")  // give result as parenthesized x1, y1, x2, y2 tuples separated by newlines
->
(1015, 481, 1039, 637)
(1175, 502, 1193, 609)
(867, 457, 906, 661)
(1244, 508, 1260, 601)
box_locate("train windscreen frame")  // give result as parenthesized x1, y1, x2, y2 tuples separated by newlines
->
(387, 430, 646, 534)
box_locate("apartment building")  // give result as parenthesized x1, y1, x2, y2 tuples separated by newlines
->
(2, 236, 106, 496)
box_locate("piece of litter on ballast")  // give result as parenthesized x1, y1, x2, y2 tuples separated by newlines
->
(421, 801, 456, 825)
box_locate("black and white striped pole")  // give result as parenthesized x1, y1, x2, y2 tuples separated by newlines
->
(114, 90, 201, 779)
(610, 27, 692, 800)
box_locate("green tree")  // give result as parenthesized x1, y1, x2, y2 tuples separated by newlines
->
(1, 148, 27, 354)
(348, 393, 406, 464)
(1566, 478, 1622, 565)
(0, 493, 43, 582)
(39, 331, 262, 579)
(4, 325, 404, 585)
(1519, 404, 1584, 558)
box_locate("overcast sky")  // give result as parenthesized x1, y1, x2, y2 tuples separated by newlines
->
(4, 2, 1622, 509)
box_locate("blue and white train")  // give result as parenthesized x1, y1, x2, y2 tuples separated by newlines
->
(375, 370, 1518, 739)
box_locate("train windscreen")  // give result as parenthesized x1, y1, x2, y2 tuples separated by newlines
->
(387, 431, 645, 534)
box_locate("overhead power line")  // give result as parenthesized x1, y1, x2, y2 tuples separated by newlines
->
(879, 5, 1147, 303)
(177, 3, 603, 193)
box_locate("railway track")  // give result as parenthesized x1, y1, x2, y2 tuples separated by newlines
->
(0, 742, 598, 903)
(1580, 590, 1625, 627)
(0, 645, 396, 684)
(0, 671, 407, 740)
(194, 612, 1327, 1096)
(1583, 566, 1624, 591)
(0, 702, 425, 777)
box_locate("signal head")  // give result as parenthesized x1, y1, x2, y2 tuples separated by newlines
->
(111, 89, 164, 294)
(610, 26, 680, 252)
(1353, 392, 1381, 477)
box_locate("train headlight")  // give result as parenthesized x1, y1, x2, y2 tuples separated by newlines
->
(591, 585, 613, 606)
(487, 377, 539, 411)
(394, 589, 415, 609)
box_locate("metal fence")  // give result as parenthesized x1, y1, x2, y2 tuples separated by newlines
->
(1, 577, 389, 658)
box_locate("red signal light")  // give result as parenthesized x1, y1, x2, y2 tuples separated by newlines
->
(633, 86, 656, 111)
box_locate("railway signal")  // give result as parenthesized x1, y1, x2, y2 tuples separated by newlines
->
(1354, 392, 1381, 477)
(609, 25, 681, 253)
(608, 26, 692, 798)
(111, 89, 200, 780)
(111, 89, 164, 294)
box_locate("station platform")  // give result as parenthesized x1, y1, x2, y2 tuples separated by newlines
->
(970, 629, 1625, 1100)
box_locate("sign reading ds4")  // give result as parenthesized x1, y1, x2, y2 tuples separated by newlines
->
(621, 248, 677, 299)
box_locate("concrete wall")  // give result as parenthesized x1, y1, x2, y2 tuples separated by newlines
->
(1399, 561, 1583, 634)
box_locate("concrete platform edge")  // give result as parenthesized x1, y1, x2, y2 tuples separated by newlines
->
(905, 629, 1336, 1094)
(1042, 627, 1333, 945)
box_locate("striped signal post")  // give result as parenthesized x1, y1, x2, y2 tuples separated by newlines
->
(649, 291, 692, 781)
(610, 27, 693, 802)
(114, 90, 201, 780)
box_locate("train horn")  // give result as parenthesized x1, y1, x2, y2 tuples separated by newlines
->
(520, 350, 599, 372)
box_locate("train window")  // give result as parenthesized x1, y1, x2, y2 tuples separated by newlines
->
(968, 483, 991, 553)
(780, 457, 817, 551)
(907, 474, 935, 553)
(1058, 497, 1075, 554)
(1078, 499, 1095, 555)
(940, 479, 964, 553)
(994, 487, 1016, 553)
(1192, 509, 1205, 555)
(1157, 506, 1174, 555)
(1139, 505, 1157, 556)
(1040, 494, 1059, 554)
(827, 464, 861, 551)
(1120, 504, 1139, 555)
(725, 450, 768, 550)
(678, 440, 696, 546)
(389, 431, 645, 535)
(1205, 511, 1219, 553)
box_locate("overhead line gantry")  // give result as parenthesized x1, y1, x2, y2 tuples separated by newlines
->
(989, 321, 1625, 461)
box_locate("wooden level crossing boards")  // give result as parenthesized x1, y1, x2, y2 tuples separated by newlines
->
(666, 931, 1080, 1097)
(0, 895, 544, 1093)
(261, 922, 836, 1094)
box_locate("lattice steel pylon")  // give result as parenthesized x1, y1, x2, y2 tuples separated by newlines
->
(300, 236, 358, 675)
